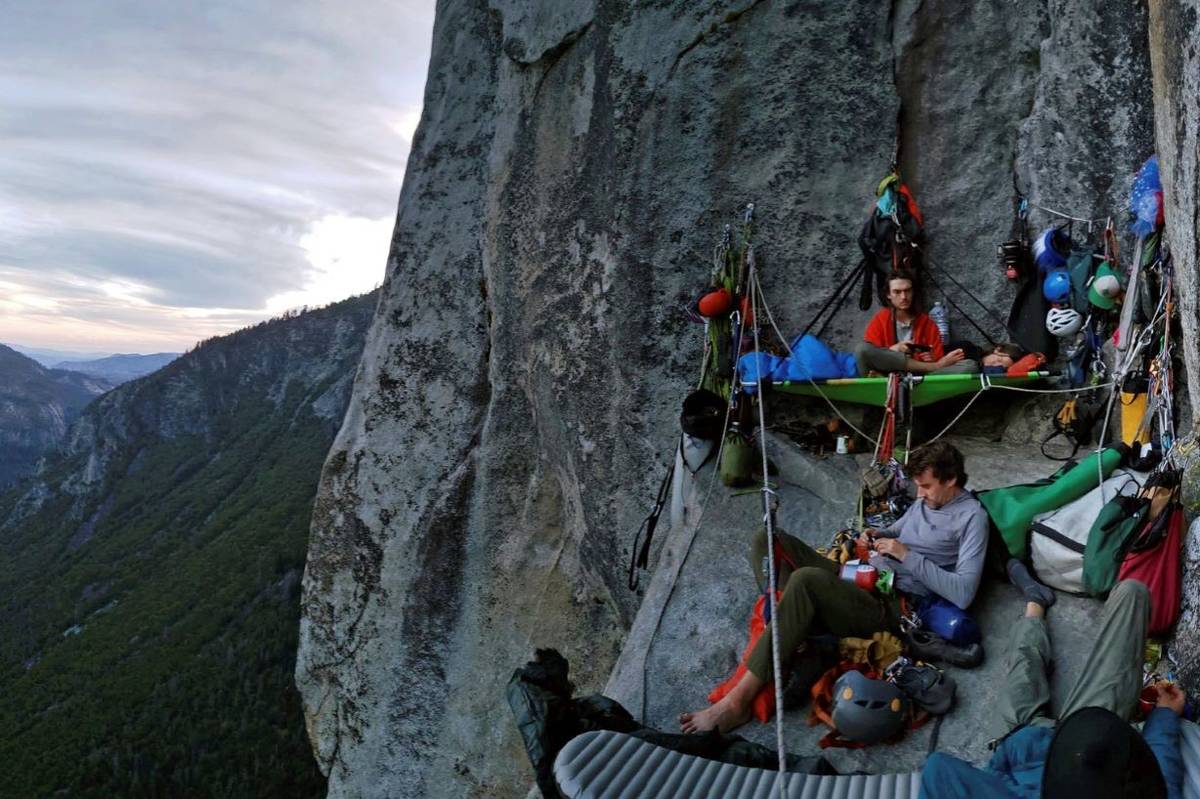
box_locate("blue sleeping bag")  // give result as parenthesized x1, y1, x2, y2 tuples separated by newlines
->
(737, 335, 857, 391)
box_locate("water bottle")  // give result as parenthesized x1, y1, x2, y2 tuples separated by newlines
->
(930, 301, 950, 345)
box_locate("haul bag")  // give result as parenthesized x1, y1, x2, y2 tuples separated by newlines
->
(1119, 503, 1185, 636)
(1082, 493, 1149, 596)
(1027, 469, 1141, 593)
(978, 448, 1123, 560)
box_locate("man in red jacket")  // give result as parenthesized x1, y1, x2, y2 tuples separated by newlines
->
(854, 271, 974, 374)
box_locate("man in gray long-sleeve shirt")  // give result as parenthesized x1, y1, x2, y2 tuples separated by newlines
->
(681, 441, 988, 735)
(866, 469, 989, 609)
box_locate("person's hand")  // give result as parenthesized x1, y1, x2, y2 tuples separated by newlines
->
(875, 538, 908, 562)
(936, 349, 965, 369)
(890, 341, 912, 354)
(1156, 681, 1186, 715)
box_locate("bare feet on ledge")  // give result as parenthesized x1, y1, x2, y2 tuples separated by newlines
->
(679, 695, 753, 734)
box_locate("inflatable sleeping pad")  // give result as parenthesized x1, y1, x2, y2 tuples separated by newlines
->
(555, 721, 1200, 798)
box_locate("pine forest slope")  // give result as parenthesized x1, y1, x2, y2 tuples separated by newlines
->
(0, 291, 376, 798)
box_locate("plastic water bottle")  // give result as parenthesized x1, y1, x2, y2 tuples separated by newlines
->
(930, 302, 950, 345)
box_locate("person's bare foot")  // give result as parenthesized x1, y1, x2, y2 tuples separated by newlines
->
(679, 695, 753, 734)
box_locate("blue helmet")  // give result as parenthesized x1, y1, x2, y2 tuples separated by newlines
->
(1042, 270, 1072, 304)
(917, 598, 982, 646)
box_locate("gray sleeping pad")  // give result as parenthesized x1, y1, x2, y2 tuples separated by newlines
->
(556, 721, 1200, 798)
(553, 730, 920, 798)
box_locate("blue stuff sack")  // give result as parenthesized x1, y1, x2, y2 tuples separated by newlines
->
(916, 596, 982, 646)
(736, 352, 784, 392)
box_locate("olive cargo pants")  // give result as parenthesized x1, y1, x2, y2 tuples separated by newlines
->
(998, 578, 1150, 733)
(745, 529, 901, 682)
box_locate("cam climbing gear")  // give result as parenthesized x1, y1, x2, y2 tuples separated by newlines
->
(998, 196, 1032, 282)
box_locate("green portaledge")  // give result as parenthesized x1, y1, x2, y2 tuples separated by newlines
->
(753, 371, 1052, 408)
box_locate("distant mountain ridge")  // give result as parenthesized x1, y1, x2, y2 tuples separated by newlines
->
(0, 292, 376, 797)
(53, 352, 180, 385)
(0, 345, 111, 488)
(7, 344, 113, 367)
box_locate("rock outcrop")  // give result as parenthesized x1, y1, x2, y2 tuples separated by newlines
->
(297, 2, 1197, 796)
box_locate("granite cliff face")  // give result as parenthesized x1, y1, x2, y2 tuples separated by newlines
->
(296, 2, 1198, 796)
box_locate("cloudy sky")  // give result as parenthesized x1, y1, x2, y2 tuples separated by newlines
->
(0, 1, 436, 353)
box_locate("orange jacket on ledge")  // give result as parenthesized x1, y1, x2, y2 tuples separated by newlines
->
(863, 308, 945, 362)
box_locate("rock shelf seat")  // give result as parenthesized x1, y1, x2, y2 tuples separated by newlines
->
(593, 433, 1184, 798)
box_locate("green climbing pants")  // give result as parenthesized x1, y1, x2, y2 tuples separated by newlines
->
(997, 579, 1150, 735)
(745, 529, 901, 682)
(853, 341, 979, 375)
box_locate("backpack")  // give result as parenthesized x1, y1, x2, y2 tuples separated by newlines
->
(1082, 491, 1150, 596)
(1027, 470, 1142, 594)
(857, 175, 924, 309)
(1041, 397, 1106, 460)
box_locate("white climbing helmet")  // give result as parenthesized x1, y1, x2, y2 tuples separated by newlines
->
(1046, 307, 1084, 337)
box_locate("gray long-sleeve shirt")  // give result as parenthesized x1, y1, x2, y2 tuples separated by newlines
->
(868, 490, 989, 609)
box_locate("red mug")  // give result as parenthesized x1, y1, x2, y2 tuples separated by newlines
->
(855, 564, 878, 592)
(1139, 684, 1160, 718)
(855, 537, 871, 562)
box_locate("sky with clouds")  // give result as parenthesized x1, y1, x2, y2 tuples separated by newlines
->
(0, 1, 435, 353)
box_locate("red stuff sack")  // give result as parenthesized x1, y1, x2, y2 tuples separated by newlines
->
(1118, 503, 1184, 636)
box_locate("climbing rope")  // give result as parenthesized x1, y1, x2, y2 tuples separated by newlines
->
(1028, 202, 1109, 227)
(748, 257, 789, 798)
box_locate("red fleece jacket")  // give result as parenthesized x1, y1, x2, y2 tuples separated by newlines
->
(863, 308, 944, 362)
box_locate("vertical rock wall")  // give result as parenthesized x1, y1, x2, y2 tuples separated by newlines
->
(1148, 0, 1200, 686)
(297, 1, 1173, 796)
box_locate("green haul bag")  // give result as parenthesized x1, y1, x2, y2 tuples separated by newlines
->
(977, 447, 1123, 560)
(1082, 495, 1150, 596)
(719, 430, 754, 487)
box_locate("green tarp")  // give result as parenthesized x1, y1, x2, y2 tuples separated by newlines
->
(767, 371, 1051, 408)
(978, 448, 1124, 560)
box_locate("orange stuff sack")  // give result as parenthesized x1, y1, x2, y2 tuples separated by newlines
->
(708, 592, 780, 723)
(1007, 352, 1046, 377)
